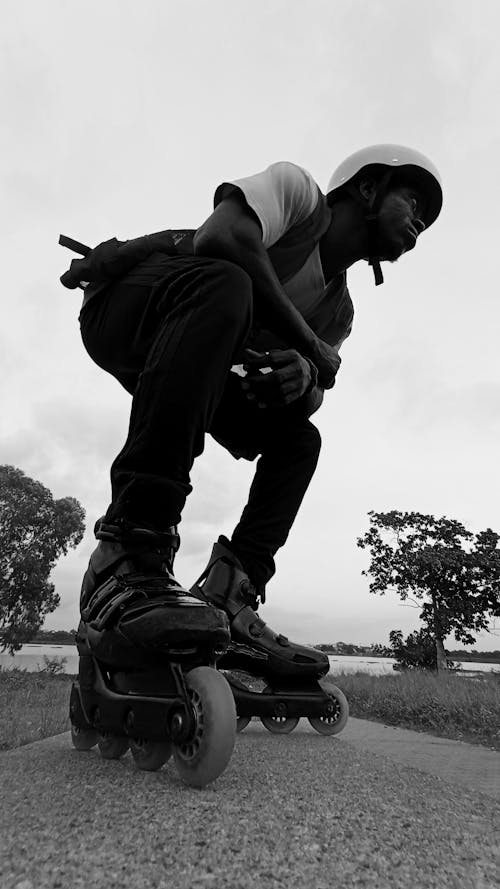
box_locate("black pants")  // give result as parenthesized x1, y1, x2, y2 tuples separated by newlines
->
(80, 255, 321, 589)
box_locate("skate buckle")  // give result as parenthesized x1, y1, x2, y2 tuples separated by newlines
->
(248, 618, 265, 638)
(239, 579, 264, 611)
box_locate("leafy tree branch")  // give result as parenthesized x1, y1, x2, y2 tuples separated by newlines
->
(0, 465, 85, 654)
(357, 510, 500, 672)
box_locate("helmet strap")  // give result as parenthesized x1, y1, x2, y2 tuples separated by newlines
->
(368, 254, 384, 286)
(346, 171, 393, 286)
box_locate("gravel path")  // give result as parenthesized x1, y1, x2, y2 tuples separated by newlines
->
(1, 720, 499, 889)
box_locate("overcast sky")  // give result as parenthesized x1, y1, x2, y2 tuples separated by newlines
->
(2, 0, 499, 650)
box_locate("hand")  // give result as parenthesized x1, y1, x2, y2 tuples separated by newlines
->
(310, 339, 341, 389)
(241, 348, 314, 408)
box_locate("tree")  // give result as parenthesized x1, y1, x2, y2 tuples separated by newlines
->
(335, 641, 360, 655)
(386, 628, 456, 672)
(0, 465, 85, 653)
(357, 511, 500, 672)
(370, 642, 392, 658)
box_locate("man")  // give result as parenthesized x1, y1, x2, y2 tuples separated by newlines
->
(72, 144, 442, 673)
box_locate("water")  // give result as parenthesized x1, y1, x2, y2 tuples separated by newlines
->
(0, 644, 80, 675)
(327, 656, 498, 675)
(0, 645, 498, 676)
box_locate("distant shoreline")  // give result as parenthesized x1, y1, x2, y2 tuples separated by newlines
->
(320, 648, 500, 663)
(18, 641, 500, 665)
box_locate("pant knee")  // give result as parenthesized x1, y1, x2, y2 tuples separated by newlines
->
(300, 421, 322, 461)
(264, 419, 321, 463)
(310, 421, 321, 448)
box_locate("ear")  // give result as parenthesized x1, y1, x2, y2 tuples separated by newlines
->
(358, 177, 378, 202)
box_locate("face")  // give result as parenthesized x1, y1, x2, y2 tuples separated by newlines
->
(374, 184, 427, 262)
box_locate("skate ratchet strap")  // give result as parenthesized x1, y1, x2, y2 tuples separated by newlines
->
(96, 520, 180, 553)
(83, 573, 185, 630)
(82, 576, 139, 629)
(195, 537, 265, 608)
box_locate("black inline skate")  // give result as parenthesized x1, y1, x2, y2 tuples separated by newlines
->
(69, 519, 236, 788)
(191, 536, 349, 736)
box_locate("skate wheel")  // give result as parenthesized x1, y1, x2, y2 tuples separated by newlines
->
(172, 667, 236, 788)
(71, 723, 98, 750)
(97, 732, 129, 759)
(260, 684, 299, 733)
(260, 715, 299, 734)
(236, 716, 251, 733)
(308, 680, 349, 735)
(129, 738, 173, 771)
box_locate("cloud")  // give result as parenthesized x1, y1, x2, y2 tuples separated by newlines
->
(0, 394, 259, 572)
(1, 398, 125, 485)
(3, 0, 500, 653)
(346, 333, 500, 437)
(413, 380, 500, 431)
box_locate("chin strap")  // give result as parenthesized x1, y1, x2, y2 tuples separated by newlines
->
(369, 259, 384, 286)
(345, 170, 393, 286)
(366, 217, 384, 286)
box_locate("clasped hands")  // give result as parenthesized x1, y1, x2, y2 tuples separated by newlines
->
(240, 346, 340, 408)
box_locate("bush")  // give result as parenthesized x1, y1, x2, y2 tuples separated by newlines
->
(38, 655, 67, 676)
(388, 628, 457, 671)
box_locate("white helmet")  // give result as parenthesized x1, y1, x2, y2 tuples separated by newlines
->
(326, 144, 443, 284)
(327, 143, 443, 227)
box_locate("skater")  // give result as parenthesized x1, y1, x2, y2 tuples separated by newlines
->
(64, 143, 443, 680)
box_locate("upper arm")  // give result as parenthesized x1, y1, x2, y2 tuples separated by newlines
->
(193, 192, 263, 254)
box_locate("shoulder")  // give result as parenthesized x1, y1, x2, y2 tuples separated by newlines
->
(255, 161, 319, 214)
(264, 160, 318, 191)
(215, 160, 318, 206)
(214, 161, 321, 247)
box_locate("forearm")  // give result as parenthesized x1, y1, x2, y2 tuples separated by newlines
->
(193, 228, 318, 359)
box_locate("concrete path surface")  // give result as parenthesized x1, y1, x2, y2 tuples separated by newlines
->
(340, 717, 500, 801)
(1, 718, 499, 889)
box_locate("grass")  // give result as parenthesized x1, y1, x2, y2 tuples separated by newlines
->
(1, 664, 499, 752)
(0, 667, 73, 751)
(326, 669, 500, 750)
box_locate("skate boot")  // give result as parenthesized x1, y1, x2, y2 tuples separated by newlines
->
(70, 519, 236, 788)
(190, 537, 348, 740)
(79, 518, 230, 666)
(191, 536, 329, 679)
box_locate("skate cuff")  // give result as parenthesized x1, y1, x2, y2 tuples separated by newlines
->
(95, 519, 180, 552)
